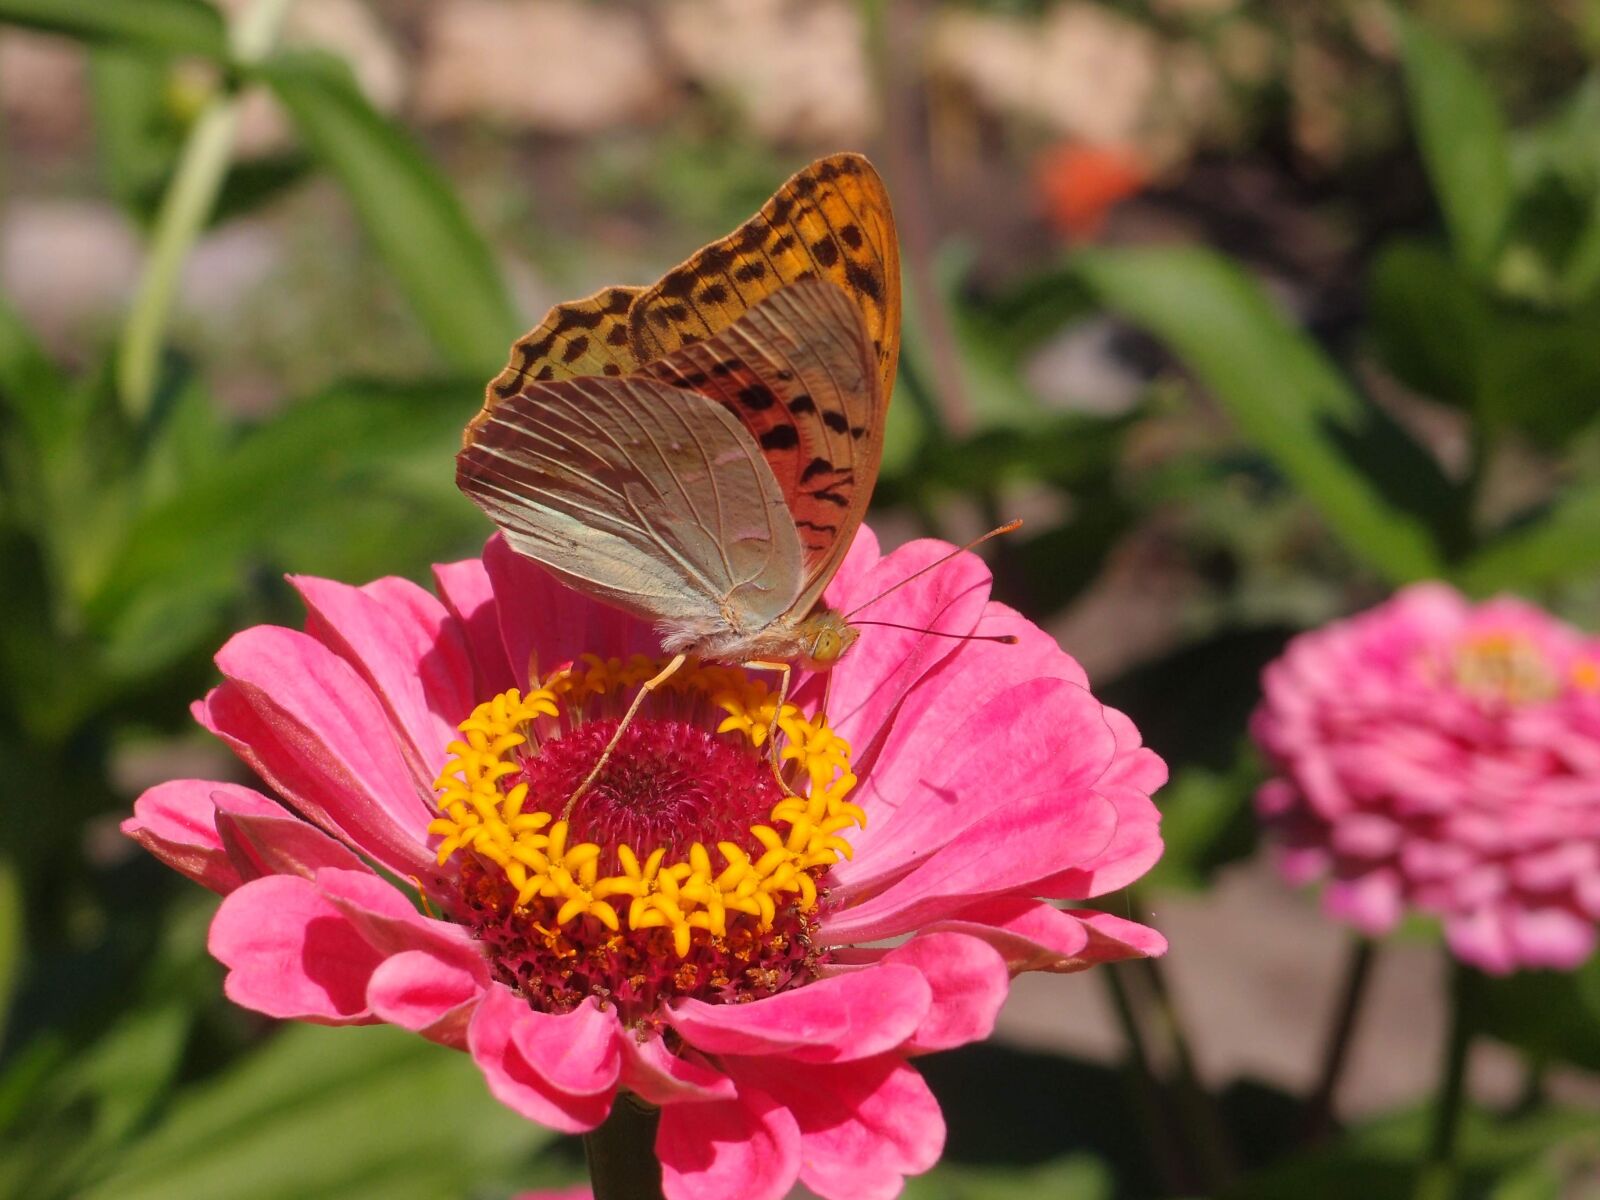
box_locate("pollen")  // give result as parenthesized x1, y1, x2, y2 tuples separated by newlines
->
(1447, 631, 1558, 706)
(427, 655, 862, 1015)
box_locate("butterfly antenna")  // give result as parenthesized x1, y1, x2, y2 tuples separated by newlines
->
(851, 620, 1018, 644)
(844, 519, 1022, 619)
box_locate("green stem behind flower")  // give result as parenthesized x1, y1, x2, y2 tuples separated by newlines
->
(585, 1093, 665, 1200)
(1302, 937, 1378, 1144)
(117, 0, 295, 419)
(1102, 963, 1192, 1195)
(1415, 958, 1475, 1200)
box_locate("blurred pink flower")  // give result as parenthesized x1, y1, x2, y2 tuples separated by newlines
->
(1253, 583, 1600, 974)
(125, 528, 1165, 1200)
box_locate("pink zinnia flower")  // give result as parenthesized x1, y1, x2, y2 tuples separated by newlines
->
(125, 528, 1166, 1200)
(1253, 583, 1600, 975)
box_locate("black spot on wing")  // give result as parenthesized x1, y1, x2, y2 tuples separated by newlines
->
(737, 385, 776, 411)
(822, 410, 849, 433)
(800, 457, 833, 482)
(788, 393, 815, 413)
(760, 425, 800, 450)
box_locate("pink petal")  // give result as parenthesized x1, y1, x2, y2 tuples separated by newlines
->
(312, 867, 484, 965)
(506, 997, 623, 1097)
(1504, 906, 1596, 971)
(215, 804, 368, 883)
(620, 1036, 736, 1106)
(1324, 869, 1403, 936)
(926, 895, 1093, 972)
(823, 538, 994, 764)
(1445, 908, 1516, 975)
(483, 535, 659, 688)
(1030, 779, 1164, 900)
(293, 574, 473, 783)
(432, 555, 516, 698)
(837, 598, 1096, 859)
(467, 985, 615, 1133)
(208, 875, 381, 1022)
(836, 677, 1119, 897)
(667, 965, 930, 1063)
(1055, 909, 1169, 968)
(727, 1055, 944, 1200)
(367, 949, 486, 1047)
(122, 780, 285, 894)
(199, 625, 440, 885)
(823, 771, 1120, 944)
(879, 932, 1009, 1053)
(657, 1087, 800, 1200)
(822, 524, 881, 601)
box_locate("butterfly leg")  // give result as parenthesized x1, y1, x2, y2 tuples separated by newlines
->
(561, 652, 687, 821)
(741, 659, 800, 797)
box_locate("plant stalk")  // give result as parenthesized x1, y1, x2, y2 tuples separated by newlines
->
(1302, 936, 1377, 1144)
(1415, 958, 1474, 1200)
(116, 0, 296, 419)
(584, 1093, 665, 1200)
(1102, 962, 1193, 1196)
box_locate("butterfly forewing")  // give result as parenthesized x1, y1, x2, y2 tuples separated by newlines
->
(628, 153, 900, 403)
(641, 279, 882, 614)
(457, 373, 805, 635)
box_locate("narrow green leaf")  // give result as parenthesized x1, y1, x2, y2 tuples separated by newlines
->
(263, 53, 518, 375)
(0, 0, 225, 58)
(82, 1024, 553, 1200)
(1455, 483, 1600, 595)
(1074, 245, 1452, 583)
(1399, 15, 1515, 274)
(0, 854, 18, 1049)
(88, 49, 180, 225)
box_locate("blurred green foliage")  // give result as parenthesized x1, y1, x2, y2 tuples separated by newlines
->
(1, 1, 1599, 1197)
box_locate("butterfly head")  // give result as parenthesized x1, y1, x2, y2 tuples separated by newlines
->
(796, 609, 859, 670)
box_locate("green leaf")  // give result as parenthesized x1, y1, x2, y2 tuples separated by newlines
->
(0, 0, 225, 58)
(1455, 482, 1600, 594)
(1370, 240, 1600, 445)
(261, 52, 518, 376)
(1226, 1104, 1600, 1199)
(1399, 14, 1515, 275)
(84, 378, 479, 668)
(1141, 758, 1261, 893)
(1074, 245, 1455, 583)
(1465, 957, 1600, 1071)
(81, 1023, 554, 1200)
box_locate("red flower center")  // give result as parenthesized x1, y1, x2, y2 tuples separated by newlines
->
(427, 656, 865, 1023)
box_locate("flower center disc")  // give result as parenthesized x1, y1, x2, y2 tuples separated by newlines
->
(524, 717, 782, 868)
(427, 656, 866, 1022)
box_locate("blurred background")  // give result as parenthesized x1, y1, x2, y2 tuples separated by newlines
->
(3, 0, 1600, 1196)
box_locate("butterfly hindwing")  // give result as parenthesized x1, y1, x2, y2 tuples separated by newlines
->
(457, 373, 805, 635)
(628, 153, 900, 403)
(641, 279, 881, 614)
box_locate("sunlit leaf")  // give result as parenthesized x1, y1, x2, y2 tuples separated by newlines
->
(0, 0, 225, 58)
(261, 52, 518, 376)
(81, 1023, 554, 1200)
(1398, 14, 1514, 275)
(1075, 245, 1457, 582)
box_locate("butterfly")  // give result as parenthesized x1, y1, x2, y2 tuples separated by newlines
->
(456, 153, 900, 704)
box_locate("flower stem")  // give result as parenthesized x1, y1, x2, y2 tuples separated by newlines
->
(1415, 959, 1474, 1200)
(1302, 936, 1377, 1144)
(1137, 956, 1239, 1191)
(116, 0, 296, 419)
(1102, 963, 1192, 1196)
(584, 1093, 664, 1200)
